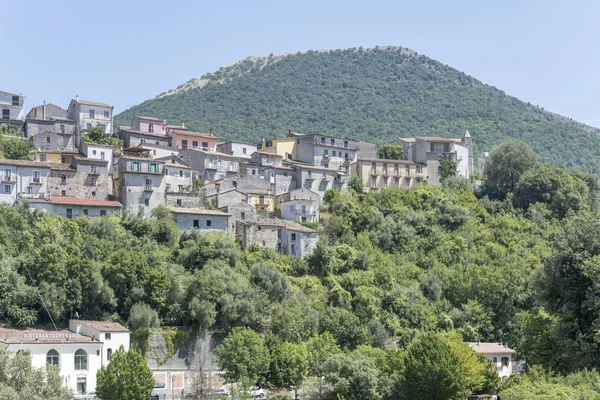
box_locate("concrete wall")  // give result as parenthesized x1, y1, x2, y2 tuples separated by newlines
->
(206, 189, 247, 209)
(280, 199, 319, 223)
(171, 132, 217, 151)
(165, 166, 192, 192)
(0, 164, 50, 204)
(173, 213, 229, 232)
(204, 175, 270, 197)
(217, 142, 257, 159)
(117, 158, 167, 215)
(139, 143, 179, 159)
(83, 143, 114, 176)
(122, 131, 171, 148)
(295, 167, 345, 198)
(180, 150, 240, 182)
(33, 203, 120, 218)
(165, 192, 200, 208)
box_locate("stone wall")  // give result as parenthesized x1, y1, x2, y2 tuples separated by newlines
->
(166, 192, 200, 208)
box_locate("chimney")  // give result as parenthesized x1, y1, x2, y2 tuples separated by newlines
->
(76, 323, 81, 334)
(181, 122, 185, 128)
(76, 95, 79, 102)
(210, 129, 213, 136)
(42, 101, 46, 120)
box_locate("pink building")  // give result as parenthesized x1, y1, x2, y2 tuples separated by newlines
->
(131, 116, 166, 135)
(167, 128, 217, 152)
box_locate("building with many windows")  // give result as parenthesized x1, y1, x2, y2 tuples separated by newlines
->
(0, 159, 52, 204)
(0, 90, 26, 131)
(29, 196, 122, 219)
(0, 320, 129, 396)
(167, 128, 217, 151)
(351, 158, 425, 190)
(66, 97, 114, 151)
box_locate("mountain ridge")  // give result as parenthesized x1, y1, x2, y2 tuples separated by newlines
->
(116, 46, 600, 173)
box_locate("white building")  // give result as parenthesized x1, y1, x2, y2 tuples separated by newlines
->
(278, 188, 320, 223)
(82, 142, 116, 176)
(67, 97, 114, 150)
(0, 320, 129, 395)
(217, 141, 257, 159)
(29, 197, 122, 219)
(0, 160, 51, 204)
(138, 142, 179, 159)
(0, 90, 26, 130)
(468, 342, 519, 381)
(167, 207, 231, 233)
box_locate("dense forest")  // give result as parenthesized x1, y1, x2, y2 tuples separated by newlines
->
(115, 47, 600, 173)
(3, 141, 600, 398)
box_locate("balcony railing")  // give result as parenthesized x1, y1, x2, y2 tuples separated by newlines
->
(31, 178, 42, 185)
(2, 176, 15, 183)
(121, 164, 164, 174)
(321, 176, 331, 182)
(144, 185, 154, 192)
(306, 175, 315, 181)
(314, 138, 359, 150)
(295, 210, 316, 216)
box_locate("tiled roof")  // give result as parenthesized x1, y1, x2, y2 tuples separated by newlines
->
(418, 137, 463, 143)
(169, 129, 214, 139)
(49, 163, 75, 171)
(134, 115, 164, 122)
(167, 207, 230, 216)
(254, 151, 283, 158)
(356, 157, 421, 165)
(244, 218, 317, 233)
(165, 163, 191, 169)
(468, 342, 516, 354)
(0, 326, 94, 344)
(30, 197, 121, 207)
(74, 156, 109, 163)
(119, 127, 169, 139)
(0, 159, 52, 168)
(74, 99, 113, 108)
(77, 320, 129, 332)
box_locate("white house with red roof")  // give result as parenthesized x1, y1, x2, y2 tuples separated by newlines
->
(468, 342, 519, 380)
(29, 196, 121, 218)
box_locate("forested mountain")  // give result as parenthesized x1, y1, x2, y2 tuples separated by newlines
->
(116, 46, 600, 173)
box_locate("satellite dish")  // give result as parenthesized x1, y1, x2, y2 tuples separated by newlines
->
(484, 152, 489, 157)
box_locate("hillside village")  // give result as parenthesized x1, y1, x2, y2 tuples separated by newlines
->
(0, 90, 474, 260)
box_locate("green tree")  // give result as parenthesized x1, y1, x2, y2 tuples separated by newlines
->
(96, 347, 154, 400)
(400, 332, 486, 400)
(84, 124, 122, 147)
(0, 137, 35, 160)
(0, 347, 72, 399)
(377, 144, 404, 160)
(348, 175, 365, 194)
(215, 327, 270, 386)
(128, 302, 160, 356)
(439, 154, 458, 181)
(483, 140, 538, 200)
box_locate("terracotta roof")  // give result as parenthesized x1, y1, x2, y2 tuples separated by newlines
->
(119, 127, 169, 139)
(254, 151, 283, 158)
(0, 159, 52, 168)
(73, 99, 113, 108)
(169, 129, 215, 139)
(49, 163, 75, 171)
(0, 326, 94, 344)
(167, 207, 230, 216)
(77, 320, 129, 332)
(36, 150, 80, 155)
(74, 156, 109, 163)
(165, 163, 191, 169)
(30, 197, 121, 207)
(181, 148, 240, 158)
(134, 116, 164, 122)
(356, 157, 421, 165)
(244, 218, 317, 233)
(418, 137, 463, 143)
(468, 342, 516, 355)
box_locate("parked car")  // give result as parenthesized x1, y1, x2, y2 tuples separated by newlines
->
(249, 387, 267, 398)
(211, 386, 231, 398)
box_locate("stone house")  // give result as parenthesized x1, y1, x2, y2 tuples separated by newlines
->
(66, 97, 113, 150)
(293, 164, 347, 199)
(167, 207, 230, 233)
(180, 149, 240, 182)
(0, 159, 52, 204)
(216, 141, 257, 159)
(291, 131, 359, 172)
(114, 152, 166, 215)
(29, 197, 121, 219)
(237, 218, 318, 259)
(160, 156, 200, 208)
(47, 157, 110, 200)
(351, 158, 425, 190)
(398, 131, 473, 185)
(25, 103, 74, 151)
(278, 188, 320, 223)
(82, 142, 116, 176)
(205, 189, 248, 209)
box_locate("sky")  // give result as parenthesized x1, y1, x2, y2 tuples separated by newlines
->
(2, 0, 599, 126)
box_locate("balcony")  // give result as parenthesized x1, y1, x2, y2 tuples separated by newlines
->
(369, 168, 380, 176)
(305, 175, 315, 181)
(426, 151, 457, 162)
(121, 164, 164, 175)
(144, 185, 154, 192)
(314, 138, 358, 150)
(382, 169, 390, 177)
(321, 176, 331, 182)
(88, 169, 100, 176)
(2, 176, 15, 183)
(31, 178, 42, 185)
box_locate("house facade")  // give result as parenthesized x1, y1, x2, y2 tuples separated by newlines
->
(180, 149, 240, 182)
(0, 90, 26, 130)
(167, 128, 217, 151)
(351, 158, 425, 190)
(468, 342, 519, 381)
(256, 136, 297, 160)
(29, 197, 121, 218)
(115, 155, 166, 215)
(217, 141, 257, 159)
(292, 131, 359, 171)
(293, 164, 347, 198)
(0, 160, 51, 204)
(0, 320, 129, 395)
(82, 142, 116, 176)
(278, 188, 320, 223)
(168, 207, 230, 233)
(66, 97, 113, 150)
(47, 158, 110, 200)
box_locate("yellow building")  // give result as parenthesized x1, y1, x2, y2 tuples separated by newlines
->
(351, 158, 426, 190)
(247, 191, 276, 213)
(256, 137, 297, 161)
(33, 150, 78, 163)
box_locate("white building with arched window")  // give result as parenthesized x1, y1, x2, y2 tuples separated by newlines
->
(0, 320, 129, 396)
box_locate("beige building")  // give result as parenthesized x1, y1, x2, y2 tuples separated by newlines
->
(351, 158, 425, 190)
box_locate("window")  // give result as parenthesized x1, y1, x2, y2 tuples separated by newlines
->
(33, 171, 43, 181)
(46, 349, 59, 366)
(40, 154, 47, 161)
(100, 151, 105, 160)
(324, 163, 329, 168)
(242, 147, 247, 154)
(89, 110, 95, 119)
(148, 123, 154, 133)
(61, 157, 66, 163)
(492, 357, 498, 371)
(104, 110, 109, 118)
(181, 139, 188, 149)
(444, 143, 450, 153)
(11, 95, 19, 106)
(46, 136, 51, 143)
(176, 199, 182, 207)
(192, 141, 198, 148)
(345, 152, 349, 160)
(91, 178, 97, 185)
(330, 138, 335, 145)
(178, 184, 183, 192)
(284, 172, 288, 177)
(83, 209, 88, 216)
(332, 151, 336, 157)
(320, 137, 325, 144)
(74, 349, 88, 370)
(289, 205, 294, 212)
(291, 233, 297, 241)
(26, 187, 33, 195)
(132, 161, 140, 172)
(3, 169, 10, 179)
(77, 377, 87, 395)
(92, 191, 96, 197)
(179, 170, 183, 177)
(193, 220, 199, 228)
(202, 141, 208, 149)
(266, 141, 273, 147)
(66, 208, 73, 219)
(241, 212, 246, 220)
(101, 124, 106, 132)
(166, 183, 171, 192)
(104, 333, 111, 340)
(4, 184, 11, 193)
(257, 143, 262, 149)
(146, 178, 152, 188)
(59, 124, 65, 133)
(252, 169, 256, 175)
(165, 168, 169, 175)
(2, 109, 9, 119)
(61, 190, 66, 196)
(206, 220, 212, 227)
(144, 199, 149, 207)
(324, 149, 328, 155)
(61, 175, 67, 184)
(344, 140, 349, 148)
(430, 142, 435, 152)
(150, 163, 157, 173)
(107, 348, 112, 361)
(100, 210, 106, 216)
(259, 195, 265, 204)
(232, 181, 237, 188)
(92, 150, 97, 156)
(501, 357, 510, 367)
(86, 123, 92, 129)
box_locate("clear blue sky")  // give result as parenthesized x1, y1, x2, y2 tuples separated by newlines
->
(2, 0, 599, 126)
